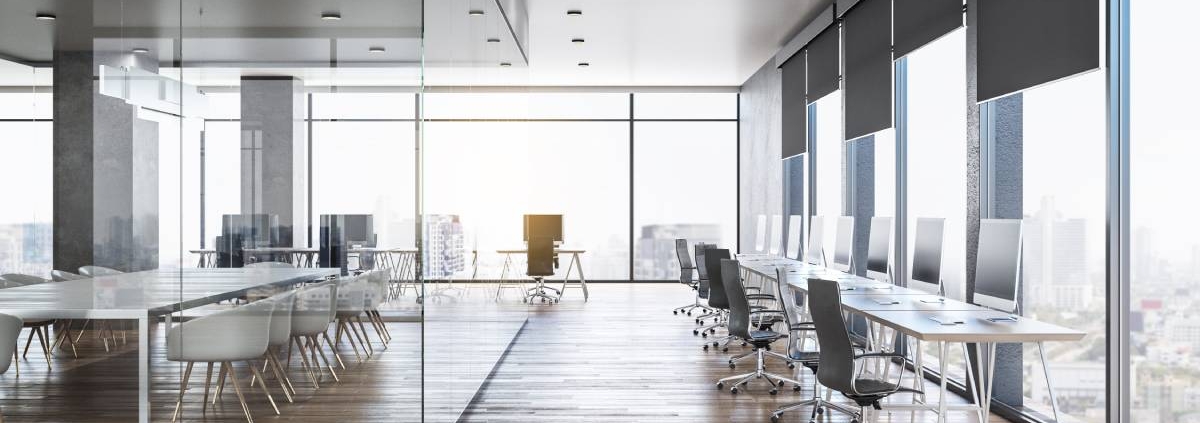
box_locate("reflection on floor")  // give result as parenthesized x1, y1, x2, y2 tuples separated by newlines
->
(460, 283, 1008, 422)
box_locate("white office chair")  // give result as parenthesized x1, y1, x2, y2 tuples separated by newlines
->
(0, 313, 22, 421)
(167, 298, 279, 423)
(335, 275, 374, 360)
(249, 290, 297, 404)
(78, 265, 122, 277)
(289, 282, 341, 388)
(0, 274, 56, 369)
(51, 270, 87, 282)
(362, 270, 392, 345)
(0, 274, 48, 286)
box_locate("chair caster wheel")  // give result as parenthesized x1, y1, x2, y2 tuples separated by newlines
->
(687, 312, 692, 316)
(769, 388, 778, 395)
(716, 382, 724, 390)
(730, 387, 739, 394)
(788, 363, 796, 369)
(771, 414, 781, 423)
(698, 320, 705, 325)
(711, 342, 718, 347)
(741, 342, 748, 347)
(673, 310, 678, 315)
(702, 333, 708, 338)
(722, 347, 728, 352)
(693, 330, 699, 335)
(793, 384, 802, 392)
(817, 407, 824, 414)
(728, 363, 735, 369)
(702, 345, 709, 351)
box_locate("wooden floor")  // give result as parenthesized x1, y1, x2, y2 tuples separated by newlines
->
(459, 283, 1008, 423)
(0, 283, 1009, 422)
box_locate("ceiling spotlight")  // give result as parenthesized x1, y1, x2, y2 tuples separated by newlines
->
(131, 48, 150, 54)
(368, 46, 386, 53)
(571, 38, 585, 44)
(320, 12, 341, 20)
(499, 62, 512, 67)
(486, 37, 501, 43)
(566, 10, 583, 16)
(34, 13, 56, 21)
(577, 62, 590, 68)
(468, 9, 485, 16)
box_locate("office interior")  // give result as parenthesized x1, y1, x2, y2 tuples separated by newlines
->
(0, 0, 1169, 421)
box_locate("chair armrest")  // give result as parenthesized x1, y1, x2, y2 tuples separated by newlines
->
(746, 294, 775, 300)
(744, 286, 762, 291)
(853, 352, 906, 361)
(749, 309, 785, 315)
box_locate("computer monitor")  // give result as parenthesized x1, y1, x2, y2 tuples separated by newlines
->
(754, 215, 767, 253)
(523, 214, 563, 243)
(768, 215, 783, 255)
(865, 217, 892, 281)
(973, 219, 1023, 313)
(342, 214, 375, 246)
(831, 216, 855, 272)
(804, 216, 825, 265)
(909, 217, 946, 295)
(785, 215, 803, 260)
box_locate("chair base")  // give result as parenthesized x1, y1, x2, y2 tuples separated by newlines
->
(524, 277, 560, 304)
(715, 348, 803, 395)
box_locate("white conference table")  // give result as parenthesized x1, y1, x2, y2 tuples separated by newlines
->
(737, 255, 1084, 422)
(0, 267, 339, 423)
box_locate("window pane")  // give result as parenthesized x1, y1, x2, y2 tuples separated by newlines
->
(633, 121, 737, 279)
(0, 92, 52, 119)
(424, 121, 630, 280)
(0, 121, 52, 275)
(813, 91, 843, 254)
(905, 28, 968, 381)
(634, 93, 738, 120)
(423, 93, 629, 120)
(312, 92, 416, 120)
(312, 122, 417, 248)
(202, 121, 242, 249)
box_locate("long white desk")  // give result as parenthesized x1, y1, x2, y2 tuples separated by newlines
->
(737, 256, 1084, 422)
(0, 267, 339, 423)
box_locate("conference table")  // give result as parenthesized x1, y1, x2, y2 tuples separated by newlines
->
(0, 267, 339, 423)
(737, 255, 1083, 423)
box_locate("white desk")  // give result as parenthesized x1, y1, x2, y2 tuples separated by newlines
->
(188, 249, 217, 268)
(496, 248, 588, 301)
(350, 247, 419, 299)
(242, 247, 320, 268)
(0, 267, 338, 423)
(738, 256, 1084, 422)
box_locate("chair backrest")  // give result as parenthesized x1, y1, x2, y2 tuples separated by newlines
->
(363, 270, 388, 308)
(754, 215, 768, 253)
(292, 283, 335, 335)
(0, 313, 22, 374)
(527, 237, 555, 277)
(0, 273, 49, 286)
(694, 243, 714, 299)
(167, 298, 274, 362)
(51, 270, 88, 282)
(865, 217, 892, 282)
(805, 216, 826, 265)
(266, 291, 295, 346)
(774, 268, 809, 358)
(809, 278, 857, 394)
(785, 215, 803, 260)
(769, 215, 784, 255)
(721, 259, 751, 340)
(79, 266, 123, 277)
(831, 216, 855, 272)
(337, 273, 370, 313)
(703, 248, 731, 309)
(246, 261, 293, 269)
(676, 239, 695, 284)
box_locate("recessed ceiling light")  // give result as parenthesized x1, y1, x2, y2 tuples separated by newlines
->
(320, 12, 341, 20)
(34, 13, 56, 21)
(499, 62, 512, 67)
(368, 46, 386, 53)
(577, 62, 590, 68)
(468, 9, 485, 16)
(571, 38, 585, 44)
(486, 38, 501, 43)
(566, 10, 583, 16)
(131, 48, 150, 54)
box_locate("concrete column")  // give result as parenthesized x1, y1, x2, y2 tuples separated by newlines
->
(52, 6, 161, 273)
(239, 76, 306, 247)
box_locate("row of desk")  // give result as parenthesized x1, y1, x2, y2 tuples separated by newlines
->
(735, 255, 1083, 422)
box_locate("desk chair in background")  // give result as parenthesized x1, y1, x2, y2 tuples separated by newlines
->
(525, 237, 559, 304)
(672, 239, 709, 316)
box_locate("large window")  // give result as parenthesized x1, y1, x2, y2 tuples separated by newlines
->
(813, 92, 844, 257)
(1130, 1, 1200, 421)
(0, 92, 52, 276)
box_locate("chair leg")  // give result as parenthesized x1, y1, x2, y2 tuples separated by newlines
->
(309, 335, 339, 382)
(321, 331, 346, 370)
(293, 337, 319, 389)
(224, 362, 255, 423)
(171, 361, 194, 422)
(354, 316, 374, 355)
(36, 327, 51, 369)
(339, 320, 364, 363)
(22, 328, 36, 359)
(265, 351, 295, 401)
(202, 362, 214, 407)
(213, 362, 228, 404)
(247, 360, 280, 416)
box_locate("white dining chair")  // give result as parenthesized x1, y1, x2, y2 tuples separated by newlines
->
(362, 270, 391, 345)
(0, 312, 22, 421)
(0, 274, 56, 369)
(50, 270, 87, 282)
(78, 265, 122, 277)
(334, 274, 374, 360)
(288, 282, 341, 388)
(248, 290, 297, 403)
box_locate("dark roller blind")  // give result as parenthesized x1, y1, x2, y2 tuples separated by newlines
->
(782, 51, 807, 159)
(977, 0, 1100, 103)
(894, 0, 962, 58)
(842, 0, 892, 141)
(806, 26, 840, 103)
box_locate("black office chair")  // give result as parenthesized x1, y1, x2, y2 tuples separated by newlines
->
(524, 237, 559, 304)
(788, 278, 921, 422)
(715, 259, 802, 395)
(672, 239, 710, 316)
(769, 267, 827, 422)
(696, 247, 731, 340)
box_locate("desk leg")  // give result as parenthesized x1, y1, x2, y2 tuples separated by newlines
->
(965, 342, 985, 423)
(138, 316, 150, 423)
(574, 253, 588, 301)
(1037, 341, 1060, 422)
(937, 341, 949, 423)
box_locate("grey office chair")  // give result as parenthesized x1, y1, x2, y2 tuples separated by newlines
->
(697, 248, 731, 343)
(524, 237, 559, 304)
(0, 312, 21, 421)
(672, 239, 709, 316)
(716, 259, 802, 395)
(794, 279, 921, 422)
(79, 265, 122, 277)
(692, 243, 721, 330)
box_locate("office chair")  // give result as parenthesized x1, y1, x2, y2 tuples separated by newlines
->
(691, 243, 720, 327)
(525, 237, 559, 304)
(715, 259, 802, 395)
(696, 247, 730, 341)
(779, 278, 921, 422)
(0, 313, 21, 421)
(672, 239, 710, 316)
(79, 265, 122, 277)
